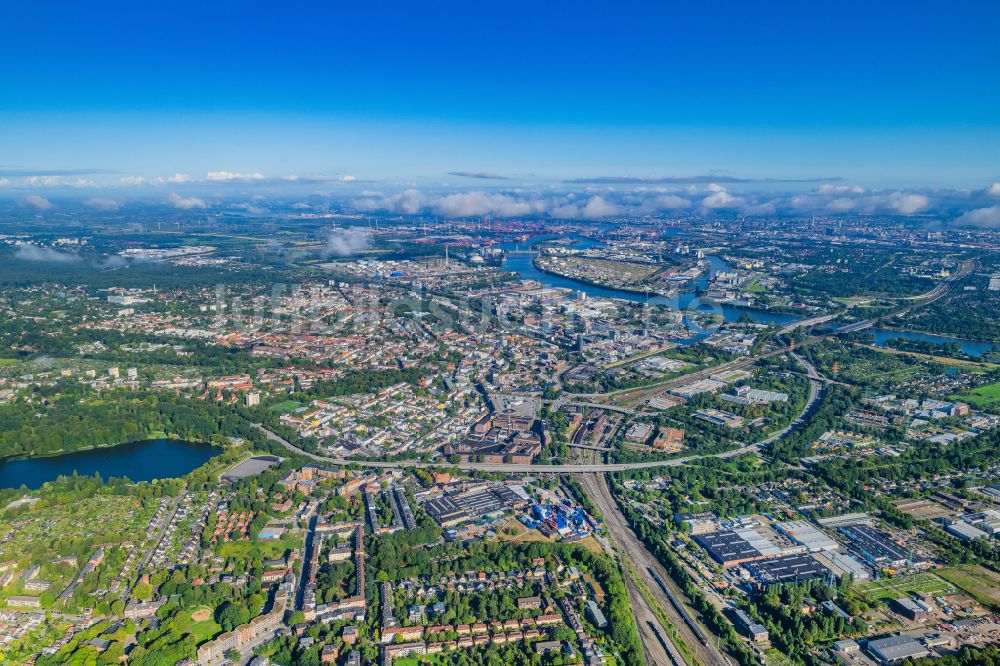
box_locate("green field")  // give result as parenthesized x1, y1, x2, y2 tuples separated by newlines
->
(269, 400, 303, 413)
(190, 617, 221, 642)
(0, 358, 20, 366)
(937, 565, 1000, 606)
(951, 381, 1000, 407)
(765, 649, 796, 666)
(859, 573, 955, 602)
(215, 531, 303, 561)
(743, 276, 764, 294)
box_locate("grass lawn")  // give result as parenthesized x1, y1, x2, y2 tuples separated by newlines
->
(190, 616, 221, 642)
(493, 521, 551, 545)
(765, 649, 796, 666)
(951, 380, 1000, 407)
(270, 400, 303, 413)
(577, 535, 606, 555)
(0, 358, 20, 366)
(216, 531, 303, 561)
(833, 296, 873, 307)
(859, 573, 955, 603)
(937, 565, 1000, 606)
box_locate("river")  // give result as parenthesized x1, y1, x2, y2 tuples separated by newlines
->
(500, 241, 799, 327)
(499, 236, 998, 354)
(0, 438, 221, 490)
(868, 329, 999, 359)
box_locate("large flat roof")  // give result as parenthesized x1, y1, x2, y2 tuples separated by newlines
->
(745, 554, 830, 585)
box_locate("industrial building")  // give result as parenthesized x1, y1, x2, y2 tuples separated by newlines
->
(945, 520, 989, 541)
(744, 554, 831, 586)
(422, 496, 467, 527)
(866, 635, 930, 664)
(729, 608, 769, 642)
(422, 483, 529, 527)
(816, 550, 872, 582)
(892, 597, 931, 621)
(838, 525, 912, 569)
(775, 520, 839, 552)
(694, 529, 769, 567)
(816, 513, 873, 529)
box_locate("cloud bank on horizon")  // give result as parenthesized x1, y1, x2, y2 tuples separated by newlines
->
(5, 168, 1000, 227)
(347, 181, 1000, 226)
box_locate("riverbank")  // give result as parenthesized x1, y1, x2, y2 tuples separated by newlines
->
(531, 255, 679, 298)
(855, 343, 999, 371)
(873, 325, 1000, 348)
(869, 328, 1000, 359)
(503, 252, 801, 328)
(0, 430, 185, 463)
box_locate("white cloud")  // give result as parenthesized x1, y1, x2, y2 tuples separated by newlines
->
(24, 195, 53, 209)
(988, 182, 1000, 197)
(206, 171, 265, 182)
(323, 227, 372, 257)
(26, 175, 62, 187)
(887, 193, 929, 215)
(167, 192, 207, 209)
(956, 205, 1000, 227)
(86, 198, 121, 211)
(164, 173, 193, 184)
(579, 195, 621, 218)
(233, 202, 266, 215)
(701, 189, 743, 209)
(13, 243, 81, 263)
(550, 203, 582, 219)
(335, 184, 969, 219)
(551, 194, 623, 220)
(0, 178, 9, 187)
(119, 176, 147, 186)
(637, 194, 691, 213)
(21, 175, 98, 188)
(432, 191, 545, 218)
(818, 184, 865, 195)
(353, 188, 428, 215)
(826, 197, 856, 212)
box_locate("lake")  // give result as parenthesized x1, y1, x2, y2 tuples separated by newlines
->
(0, 438, 222, 490)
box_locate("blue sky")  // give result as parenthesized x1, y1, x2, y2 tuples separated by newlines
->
(2, 1, 999, 190)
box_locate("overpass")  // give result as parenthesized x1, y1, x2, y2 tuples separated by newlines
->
(556, 400, 637, 416)
(833, 319, 875, 335)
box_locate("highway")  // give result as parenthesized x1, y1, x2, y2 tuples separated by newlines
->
(254, 422, 763, 473)
(557, 400, 637, 415)
(757, 352, 824, 447)
(900, 258, 977, 303)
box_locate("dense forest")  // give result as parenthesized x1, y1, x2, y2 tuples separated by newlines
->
(0, 388, 276, 459)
